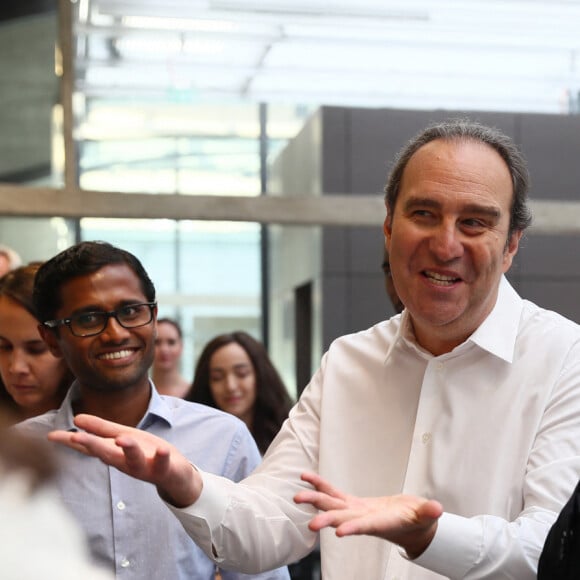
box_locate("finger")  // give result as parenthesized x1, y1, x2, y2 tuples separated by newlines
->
(150, 446, 172, 479)
(48, 430, 94, 455)
(300, 472, 347, 500)
(67, 431, 126, 465)
(416, 499, 444, 521)
(307, 505, 371, 533)
(334, 513, 388, 537)
(334, 499, 443, 538)
(73, 414, 128, 437)
(115, 434, 149, 473)
(294, 490, 347, 512)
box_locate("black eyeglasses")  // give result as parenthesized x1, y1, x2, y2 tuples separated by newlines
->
(43, 302, 157, 337)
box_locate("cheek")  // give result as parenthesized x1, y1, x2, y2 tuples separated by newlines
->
(209, 381, 222, 400)
(33, 356, 68, 393)
(242, 376, 257, 399)
(0, 356, 10, 382)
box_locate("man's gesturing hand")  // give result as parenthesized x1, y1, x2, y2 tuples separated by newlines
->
(294, 472, 443, 559)
(48, 414, 202, 508)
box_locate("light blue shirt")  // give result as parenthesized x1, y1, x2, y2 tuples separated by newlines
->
(17, 382, 289, 580)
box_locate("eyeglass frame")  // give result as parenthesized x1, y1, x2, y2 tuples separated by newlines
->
(42, 302, 157, 337)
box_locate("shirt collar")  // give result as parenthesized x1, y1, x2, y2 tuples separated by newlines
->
(53, 379, 174, 432)
(467, 275, 522, 363)
(386, 275, 522, 363)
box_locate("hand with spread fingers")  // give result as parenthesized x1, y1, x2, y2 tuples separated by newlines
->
(48, 413, 201, 508)
(294, 472, 443, 559)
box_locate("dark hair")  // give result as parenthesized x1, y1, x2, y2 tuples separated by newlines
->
(33, 241, 156, 324)
(0, 263, 74, 415)
(0, 262, 42, 317)
(187, 331, 293, 454)
(384, 119, 532, 239)
(157, 317, 183, 339)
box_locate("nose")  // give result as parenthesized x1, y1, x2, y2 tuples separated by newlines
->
(9, 349, 29, 375)
(100, 315, 131, 341)
(225, 373, 238, 392)
(429, 221, 464, 262)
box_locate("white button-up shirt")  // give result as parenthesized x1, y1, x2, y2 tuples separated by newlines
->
(171, 277, 580, 579)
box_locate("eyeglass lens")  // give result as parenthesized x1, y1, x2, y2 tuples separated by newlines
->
(71, 304, 153, 335)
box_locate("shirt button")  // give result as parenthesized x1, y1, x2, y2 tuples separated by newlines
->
(120, 559, 130, 568)
(422, 432, 431, 444)
(436, 362, 444, 371)
(117, 501, 126, 510)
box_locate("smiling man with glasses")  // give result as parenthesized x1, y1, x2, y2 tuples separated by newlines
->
(14, 240, 289, 580)
(43, 301, 157, 337)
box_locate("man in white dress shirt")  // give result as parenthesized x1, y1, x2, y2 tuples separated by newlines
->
(49, 119, 580, 579)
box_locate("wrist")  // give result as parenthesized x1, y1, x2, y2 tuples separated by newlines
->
(404, 521, 438, 559)
(157, 462, 201, 507)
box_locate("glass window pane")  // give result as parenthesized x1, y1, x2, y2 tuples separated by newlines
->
(0, 8, 61, 186)
(80, 217, 261, 381)
(77, 99, 263, 196)
(0, 217, 75, 265)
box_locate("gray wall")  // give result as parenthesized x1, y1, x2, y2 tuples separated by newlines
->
(0, 13, 57, 181)
(268, 106, 580, 390)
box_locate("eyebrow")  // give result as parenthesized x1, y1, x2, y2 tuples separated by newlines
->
(403, 196, 502, 220)
(69, 300, 146, 315)
(211, 362, 252, 372)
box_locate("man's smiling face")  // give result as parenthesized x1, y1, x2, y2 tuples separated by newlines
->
(384, 138, 522, 355)
(42, 263, 156, 393)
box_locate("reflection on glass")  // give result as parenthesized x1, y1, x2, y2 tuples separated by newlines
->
(80, 217, 261, 381)
(0, 8, 60, 186)
(0, 217, 75, 264)
(76, 99, 312, 196)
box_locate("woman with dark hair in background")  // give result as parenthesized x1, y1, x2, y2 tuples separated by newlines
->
(188, 331, 293, 455)
(152, 317, 190, 398)
(188, 331, 319, 579)
(0, 263, 73, 422)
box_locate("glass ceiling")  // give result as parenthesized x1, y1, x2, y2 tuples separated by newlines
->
(74, 0, 580, 113)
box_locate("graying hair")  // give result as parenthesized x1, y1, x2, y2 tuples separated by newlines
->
(384, 119, 532, 237)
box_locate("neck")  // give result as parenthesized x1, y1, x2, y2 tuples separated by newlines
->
(239, 409, 255, 432)
(75, 381, 151, 427)
(21, 396, 63, 421)
(152, 367, 190, 397)
(152, 366, 179, 385)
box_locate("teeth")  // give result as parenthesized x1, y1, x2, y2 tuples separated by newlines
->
(425, 271, 458, 286)
(100, 350, 133, 360)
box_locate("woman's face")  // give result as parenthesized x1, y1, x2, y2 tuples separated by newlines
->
(208, 342, 257, 426)
(0, 296, 69, 416)
(154, 321, 183, 372)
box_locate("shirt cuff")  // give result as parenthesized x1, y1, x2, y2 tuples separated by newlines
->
(404, 512, 482, 578)
(164, 470, 232, 561)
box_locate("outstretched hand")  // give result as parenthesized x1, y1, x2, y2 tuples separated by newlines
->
(48, 414, 201, 507)
(294, 472, 443, 559)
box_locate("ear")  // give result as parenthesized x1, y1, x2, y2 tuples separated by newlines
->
(38, 324, 64, 358)
(152, 305, 159, 339)
(383, 215, 392, 250)
(502, 230, 523, 273)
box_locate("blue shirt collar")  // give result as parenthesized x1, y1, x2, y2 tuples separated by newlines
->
(54, 379, 173, 432)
